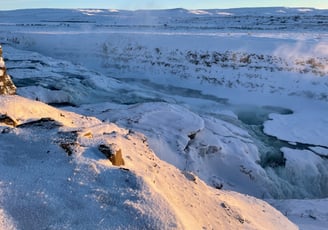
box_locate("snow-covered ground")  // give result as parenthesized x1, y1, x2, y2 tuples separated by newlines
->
(0, 7, 328, 229)
(0, 95, 298, 229)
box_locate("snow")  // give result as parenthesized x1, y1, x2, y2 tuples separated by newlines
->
(188, 10, 212, 15)
(0, 6, 327, 229)
(217, 12, 234, 16)
(264, 108, 328, 147)
(0, 95, 297, 229)
(0, 95, 100, 128)
(269, 199, 328, 230)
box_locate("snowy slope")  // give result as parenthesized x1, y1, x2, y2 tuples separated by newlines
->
(0, 95, 297, 229)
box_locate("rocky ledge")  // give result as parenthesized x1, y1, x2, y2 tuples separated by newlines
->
(0, 45, 16, 95)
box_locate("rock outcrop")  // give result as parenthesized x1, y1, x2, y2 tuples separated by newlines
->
(98, 143, 125, 166)
(0, 45, 16, 95)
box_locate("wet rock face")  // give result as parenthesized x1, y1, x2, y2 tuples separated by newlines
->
(0, 45, 16, 95)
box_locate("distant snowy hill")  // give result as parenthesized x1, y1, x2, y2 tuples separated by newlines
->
(0, 7, 328, 229)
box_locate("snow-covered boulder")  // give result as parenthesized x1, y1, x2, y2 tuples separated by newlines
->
(0, 45, 16, 95)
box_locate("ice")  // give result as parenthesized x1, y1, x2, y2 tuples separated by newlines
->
(279, 148, 328, 198)
(264, 107, 328, 147)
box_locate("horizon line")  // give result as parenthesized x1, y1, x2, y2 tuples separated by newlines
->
(1, 6, 327, 11)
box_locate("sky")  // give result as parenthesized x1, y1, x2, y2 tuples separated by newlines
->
(1, 0, 327, 10)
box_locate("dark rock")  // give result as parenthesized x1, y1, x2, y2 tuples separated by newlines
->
(17, 118, 62, 129)
(56, 131, 79, 156)
(98, 144, 125, 166)
(0, 45, 16, 95)
(1, 127, 11, 134)
(60, 142, 77, 156)
(0, 114, 17, 127)
(182, 171, 197, 183)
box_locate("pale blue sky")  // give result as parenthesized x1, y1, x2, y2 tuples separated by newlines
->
(1, 0, 327, 10)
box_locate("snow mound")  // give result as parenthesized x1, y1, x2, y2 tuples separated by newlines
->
(0, 95, 297, 229)
(264, 110, 328, 147)
(0, 95, 100, 128)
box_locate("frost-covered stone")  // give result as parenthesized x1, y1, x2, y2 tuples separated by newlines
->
(0, 45, 16, 95)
